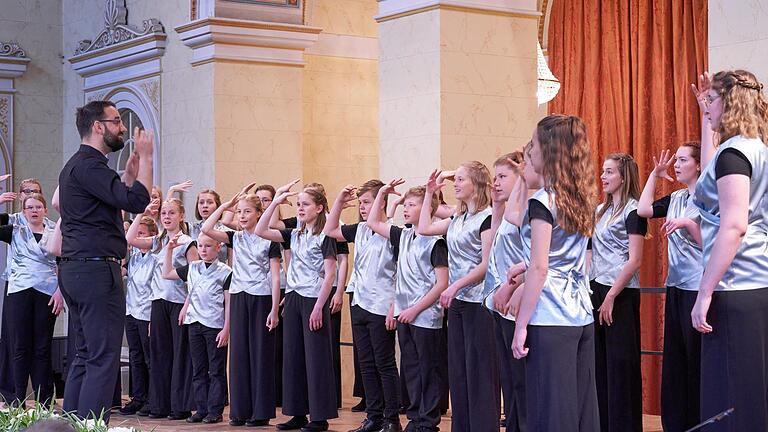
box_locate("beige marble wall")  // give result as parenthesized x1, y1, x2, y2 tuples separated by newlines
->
(1, 0, 63, 205)
(708, 0, 768, 85)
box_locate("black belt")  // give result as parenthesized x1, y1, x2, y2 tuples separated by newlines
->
(59, 256, 120, 263)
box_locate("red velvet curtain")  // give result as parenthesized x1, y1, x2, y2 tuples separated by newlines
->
(547, 0, 708, 414)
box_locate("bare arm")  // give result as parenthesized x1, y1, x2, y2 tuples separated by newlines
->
(309, 257, 337, 331)
(417, 170, 451, 236)
(440, 227, 493, 308)
(325, 184, 356, 241)
(367, 179, 404, 239)
(597, 233, 644, 326)
(504, 176, 528, 226)
(638, 149, 674, 218)
(256, 192, 296, 243)
(162, 234, 183, 281)
(126, 200, 159, 250)
(267, 258, 281, 330)
(216, 291, 231, 347)
(691, 72, 718, 168)
(201, 203, 232, 244)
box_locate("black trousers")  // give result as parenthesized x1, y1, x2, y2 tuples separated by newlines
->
(188, 322, 227, 417)
(59, 260, 124, 422)
(398, 323, 442, 431)
(149, 299, 194, 415)
(283, 291, 338, 421)
(401, 317, 449, 413)
(275, 289, 285, 406)
(350, 305, 399, 423)
(660, 286, 700, 432)
(525, 324, 599, 432)
(5, 288, 57, 405)
(700, 287, 768, 432)
(329, 289, 364, 408)
(590, 281, 642, 432)
(447, 300, 500, 431)
(229, 293, 276, 421)
(125, 315, 151, 404)
(0, 282, 15, 401)
(493, 313, 526, 432)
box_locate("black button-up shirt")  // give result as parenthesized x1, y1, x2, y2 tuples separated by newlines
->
(59, 145, 150, 259)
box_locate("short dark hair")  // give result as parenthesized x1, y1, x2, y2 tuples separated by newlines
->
(76, 100, 116, 139)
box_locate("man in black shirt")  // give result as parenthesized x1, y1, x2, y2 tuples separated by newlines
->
(58, 101, 153, 422)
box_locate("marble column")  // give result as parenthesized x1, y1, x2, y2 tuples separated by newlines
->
(377, 0, 540, 196)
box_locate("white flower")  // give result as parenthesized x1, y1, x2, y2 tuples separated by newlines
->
(108, 427, 136, 432)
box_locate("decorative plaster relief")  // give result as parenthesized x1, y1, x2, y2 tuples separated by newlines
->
(74, 0, 164, 56)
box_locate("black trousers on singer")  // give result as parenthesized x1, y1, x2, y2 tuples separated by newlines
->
(149, 299, 194, 416)
(229, 292, 277, 422)
(0, 282, 16, 401)
(329, 289, 364, 407)
(590, 281, 642, 432)
(188, 322, 227, 417)
(125, 315, 151, 404)
(59, 260, 124, 422)
(398, 322, 442, 431)
(493, 313, 526, 431)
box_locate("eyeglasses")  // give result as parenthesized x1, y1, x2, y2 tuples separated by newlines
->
(97, 118, 123, 126)
(21, 189, 41, 194)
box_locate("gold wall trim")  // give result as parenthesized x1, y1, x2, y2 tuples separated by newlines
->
(69, 33, 167, 63)
(175, 17, 322, 35)
(376, 3, 540, 23)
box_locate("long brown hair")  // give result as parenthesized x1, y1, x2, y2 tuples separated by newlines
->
(711, 70, 768, 146)
(536, 115, 598, 236)
(457, 161, 492, 215)
(298, 187, 328, 235)
(195, 189, 222, 220)
(596, 152, 640, 222)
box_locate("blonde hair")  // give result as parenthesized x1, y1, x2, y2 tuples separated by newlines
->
(156, 198, 188, 248)
(457, 161, 492, 215)
(403, 186, 439, 217)
(711, 70, 768, 146)
(139, 216, 159, 236)
(20, 178, 42, 193)
(22, 193, 47, 210)
(238, 193, 264, 214)
(494, 152, 524, 169)
(298, 188, 328, 235)
(596, 152, 640, 222)
(536, 115, 598, 236)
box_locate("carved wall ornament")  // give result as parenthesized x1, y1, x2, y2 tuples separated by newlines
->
(0, 42, 28, 58)
(138, 80, 160, 114)
(74, 0, 165, 55)
(0, 96, 9, 141)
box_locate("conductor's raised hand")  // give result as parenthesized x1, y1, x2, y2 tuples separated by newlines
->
(133, 127, 154, 157)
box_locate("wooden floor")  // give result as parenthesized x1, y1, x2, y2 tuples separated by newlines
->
(107, 398, 663, 432)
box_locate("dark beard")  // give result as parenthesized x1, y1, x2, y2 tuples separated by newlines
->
(104, 129, 125, 152)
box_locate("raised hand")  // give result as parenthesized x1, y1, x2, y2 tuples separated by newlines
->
(167, 231, 184, 250)
(426, 170, 446, 195)
(143, 198, 161, 218)
(381, 178, 405, 196)
(652, 149, 675, 182)
(661, 218, 692, 237)
(690, 72, 712, 115)
(274, 191, 299, 206)
(437, 170, 455, 183)
(0, 192, 17, 204)
(169, 180, 193, 195)
(226, 182, 257, 209)
(276, 178, 301, 196)
(0, 174, 11, 182)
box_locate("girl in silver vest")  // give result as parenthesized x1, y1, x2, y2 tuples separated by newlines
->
(202, 185, 283, 427)
(127, 198, 199, 420)
(325, 180, 401, 432)
(589, 153, 647, 432)
(418, 161, 497, 432)
(637, 143, 703, 431)
(479, 151, 527, 432)
(0, 193, 64, 406)
(166, 181, 231, 264)
(511, 115, 600, 432)
(367, 182, 449, 432)
(256, 186, 338, 432)
(690, 69, 768, 431)
(119, 215, 159, 416)
(163, 231, 233, 425)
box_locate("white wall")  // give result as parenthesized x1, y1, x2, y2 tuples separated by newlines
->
(708, 0, 768, 85)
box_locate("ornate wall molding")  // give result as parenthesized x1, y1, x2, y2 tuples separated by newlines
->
(0, 96, 9, 141)
(0, 41, 31, 93)
(73, 0, 164, 56)
(0, 42, 27, 58)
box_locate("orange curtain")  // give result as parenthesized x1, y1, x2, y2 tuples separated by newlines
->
(548, 0, 708, 414)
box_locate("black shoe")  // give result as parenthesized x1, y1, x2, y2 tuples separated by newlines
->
(168, 411, 192, 420)
(148, 412, 169, 419)
(186, 412, 207, 423)
(301, 420, 329, 432)
(276, 415, 309, 430)
(349, 418, 382, 432)
(246, 419, 270, 427)
(118, 400, 144, 415)
(137, 405, 151, 417)
(230, 419, 246, 426)
(350, 399, 367, 412)
(203, 414, 223, 424)
(381, 421, 403, 432)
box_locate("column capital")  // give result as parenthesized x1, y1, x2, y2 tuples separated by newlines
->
(376, 0, 540, 22)
(0, 42, 31, 93)
(175, 18, 322, 67)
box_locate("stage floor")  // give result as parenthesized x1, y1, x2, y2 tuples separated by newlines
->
(107, 398, 664, 431)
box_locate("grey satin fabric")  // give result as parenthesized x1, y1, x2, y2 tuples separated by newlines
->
(347, 222, 397, 316)
(6, 223, 58, 296)
(286, 229, 331, 298)
(665, 189, 703, 290)
(183, 260, 233, 329)
(125, 246, 156, 321)
(590, 198, 641, 288)
(449, 207, 492, 303)
(229, 230, 277, 296)
(2, 214, 55, 282)
(394, 227, 443, 329)
(150, 233, 193, 303)
(189, 220, 229, 263)
(695, 135, 768, 291)
(483, 219, 528, 321)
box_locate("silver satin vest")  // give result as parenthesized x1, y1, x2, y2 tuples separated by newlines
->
(448, 207, 492, 303)
(694, 135, 768, 291)
(230, 230, 277, 296)
(286, 229, 331, 298)
(125, 246, 156, 321)
(665, 189, 703, 290)
(394, 227, 443, 329)
(6, 223, 58, 296)
(347, 222, 397, 316)
(184, 260, 233, 329)
(525, 188, 593, 326)
(150, 233, 193, 303)
(483, 219, 528, 321)
(189, 220, 229, 263)
(2, 214, 55, 282)
(590, 198, 641, 288)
